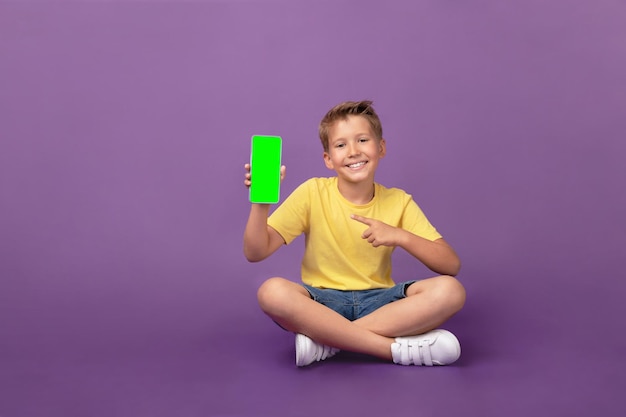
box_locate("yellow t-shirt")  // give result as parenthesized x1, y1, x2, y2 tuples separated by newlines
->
(267, 177, 442, 290)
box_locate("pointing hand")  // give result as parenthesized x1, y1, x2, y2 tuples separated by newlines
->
(351, 214, 400, 248)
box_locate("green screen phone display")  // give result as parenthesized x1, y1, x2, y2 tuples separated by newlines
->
(249, 135, 282, 204)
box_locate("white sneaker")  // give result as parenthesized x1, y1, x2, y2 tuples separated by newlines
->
(391, 329, 461, 366)
(295, 334, 340, 367)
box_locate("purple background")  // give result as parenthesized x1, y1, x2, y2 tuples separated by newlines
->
(1, 1, 625, 416)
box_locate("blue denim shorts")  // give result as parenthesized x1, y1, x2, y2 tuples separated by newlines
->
(303, 281, 415, 321)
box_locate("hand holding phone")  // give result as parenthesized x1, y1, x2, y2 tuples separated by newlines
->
(249, 135, 283, 204)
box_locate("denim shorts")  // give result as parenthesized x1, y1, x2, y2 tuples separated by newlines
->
(303, 281, 415, 321)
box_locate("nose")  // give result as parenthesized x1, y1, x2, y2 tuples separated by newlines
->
(347, 142, 360, 157)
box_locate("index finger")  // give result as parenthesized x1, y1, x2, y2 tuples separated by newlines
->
(351, 214, 372, 225)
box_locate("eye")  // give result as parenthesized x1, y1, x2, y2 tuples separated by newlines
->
(358, 137, 369, 143)
(335, 143, 345, 148)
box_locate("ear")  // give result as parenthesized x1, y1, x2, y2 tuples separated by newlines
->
(323, 151, 334, 170)
(378, 138, 387, 158)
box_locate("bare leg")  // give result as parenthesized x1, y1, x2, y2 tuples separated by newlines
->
(257, 277, 394, 360)
(353, 275, 466, 337)
(257, 275, 466, 361)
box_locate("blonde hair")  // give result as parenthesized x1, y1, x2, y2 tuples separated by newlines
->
(318, 100, 383, 152)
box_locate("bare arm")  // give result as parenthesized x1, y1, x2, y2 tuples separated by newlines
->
(243, 204, 285, 262)
(351, 214, 461, 276)
(242, 164, 286, 262)
(398, 234, 461, 276)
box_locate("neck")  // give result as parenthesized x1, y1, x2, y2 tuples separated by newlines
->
(336, 179, 375, 205)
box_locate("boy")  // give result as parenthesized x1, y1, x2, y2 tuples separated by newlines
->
(243, 100, 465, 367)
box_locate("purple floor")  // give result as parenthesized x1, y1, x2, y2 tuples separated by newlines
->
(2, 1, 625, 416)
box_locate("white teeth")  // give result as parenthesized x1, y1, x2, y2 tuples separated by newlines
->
(348, 161, 366, 168)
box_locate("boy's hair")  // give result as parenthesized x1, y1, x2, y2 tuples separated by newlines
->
(318, 100, 383, 152)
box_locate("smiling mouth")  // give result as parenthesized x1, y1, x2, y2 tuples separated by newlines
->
(346, 161, 367, 169)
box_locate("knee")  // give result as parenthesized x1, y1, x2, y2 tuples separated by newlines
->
(256, 277, 293, 314)
(441, 275, 466, 312)
(431, 275, 466, 313)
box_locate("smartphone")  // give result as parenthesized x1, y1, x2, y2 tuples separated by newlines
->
(249, 135, 282, 204)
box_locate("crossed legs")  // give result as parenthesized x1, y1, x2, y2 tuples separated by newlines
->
(256, 276, 466, 361)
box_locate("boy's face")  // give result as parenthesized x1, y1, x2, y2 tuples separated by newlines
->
(323, 115, 386, 185)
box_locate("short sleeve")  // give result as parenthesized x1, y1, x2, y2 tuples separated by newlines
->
(267, 180, 313, 245)
(400, 197, 442, 242)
